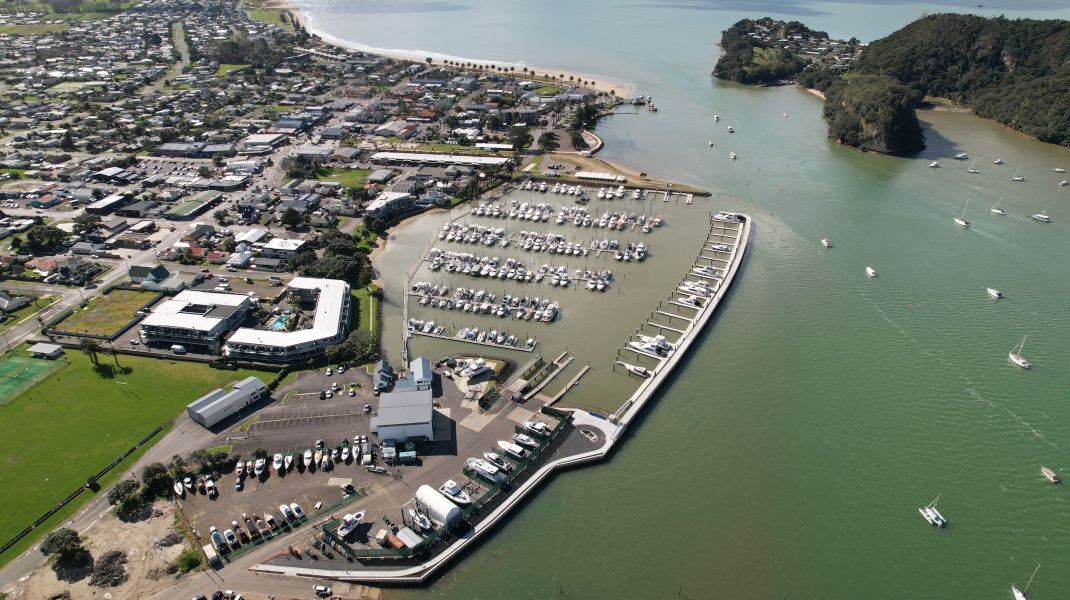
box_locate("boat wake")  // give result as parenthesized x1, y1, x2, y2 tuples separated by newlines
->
(861, 291, 1057, 449)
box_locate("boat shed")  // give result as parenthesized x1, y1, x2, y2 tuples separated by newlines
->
(374, 359, 394, 392)
(409, 356, 432, 390)
(186, 376, 266, 429)
(370, 387, 434, 442)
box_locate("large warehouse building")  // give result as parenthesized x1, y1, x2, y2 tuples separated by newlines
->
(370, 386, 434, 442)
(186, 376, 266, 429)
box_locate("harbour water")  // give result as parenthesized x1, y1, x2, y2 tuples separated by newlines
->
(298, 0, 1070, 596)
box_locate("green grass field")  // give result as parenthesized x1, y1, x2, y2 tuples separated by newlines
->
(0, 22, 67, 34)
(55, 289, 155, 336)
(0, 351, 274, 567)
(322, 168, 371, 189)
(534, 85, 562, 95)
(245, 7, 293, 31)
(353, 286, 377, 334)
(216, 63, 250, 76)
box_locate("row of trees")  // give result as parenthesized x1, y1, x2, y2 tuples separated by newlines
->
(432, 58, 598, 89)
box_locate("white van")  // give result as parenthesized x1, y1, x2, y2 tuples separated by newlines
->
(170, 345, 187, 354)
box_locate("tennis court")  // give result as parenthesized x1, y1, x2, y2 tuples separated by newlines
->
(0, 355, 64, 403)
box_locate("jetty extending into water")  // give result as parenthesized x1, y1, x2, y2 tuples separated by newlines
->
(251, 212, 750, 584)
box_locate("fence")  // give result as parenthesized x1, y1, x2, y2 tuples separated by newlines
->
(0, 419, 172, 557)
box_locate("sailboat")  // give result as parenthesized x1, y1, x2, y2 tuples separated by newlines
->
(990, 194, 1006, 216)
(954, 199, 970, 227)
(967, 159, 980, 174)
(1012, 165, 1026, 182)
(918, 495, 948, 527)
(1009, 335, 1031, 369)
(1012, 564, 1040, 600)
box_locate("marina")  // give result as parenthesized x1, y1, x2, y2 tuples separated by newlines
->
(253, 211, 751, 584)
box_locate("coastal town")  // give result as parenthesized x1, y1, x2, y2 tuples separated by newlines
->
(0, 0, 747, 599)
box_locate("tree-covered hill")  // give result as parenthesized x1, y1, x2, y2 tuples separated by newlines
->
(853, 14, 1070, 146)
(712, 18, 827, 85)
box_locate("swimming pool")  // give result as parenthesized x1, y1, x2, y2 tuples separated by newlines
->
(270, 315, 289, 330)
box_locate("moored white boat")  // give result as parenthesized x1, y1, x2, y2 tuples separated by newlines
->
(1042, 466, 1059, 484)
(987, 287, 1003, 299)
(820, 238, 832, 248)
(1009, 335, 1031, 369)
(497, 440, 527, 460)
(1031, 212, 1052, 223)
(866, 266, 877, 277)
(336, 511, 365, 537)
(272, 453, 283, 474)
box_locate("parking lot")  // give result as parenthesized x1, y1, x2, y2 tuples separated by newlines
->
(184, 362, 561, 561)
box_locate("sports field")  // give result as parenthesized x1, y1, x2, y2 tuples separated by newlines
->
(0, 350, 275, 567)
(0, 355, 63, 402)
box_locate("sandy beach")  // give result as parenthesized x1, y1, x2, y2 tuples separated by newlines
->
(265, 0, 636, 97)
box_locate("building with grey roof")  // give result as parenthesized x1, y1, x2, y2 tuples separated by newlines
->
(186, 376, 266, 429)
(370, 386, 434, 442)
(139, 290, 252, 351)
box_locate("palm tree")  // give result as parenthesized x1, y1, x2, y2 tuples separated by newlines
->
(569, 75, 574, 83)
(79, 338, 101, 365)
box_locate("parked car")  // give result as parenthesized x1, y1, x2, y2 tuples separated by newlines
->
(363, 403, 372, 414)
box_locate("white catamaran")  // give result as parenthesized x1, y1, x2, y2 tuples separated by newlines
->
(918, 495, 948, 528)
(1009, 335, 1031, 369)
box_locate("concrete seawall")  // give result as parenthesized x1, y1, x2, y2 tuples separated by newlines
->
(250, 213, 751, 584)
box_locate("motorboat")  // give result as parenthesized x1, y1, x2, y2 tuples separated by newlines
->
(1042, 467, 1059, 484)
(313, 450, 322, 467)
(497, 440, 527, 460)
(623, 362, 651, 378)
(513, 433, 538, 448)
(524, 420, 551, 435)
(173, 480, 185, 498)
(336, 511, 365, 537)
(483, 452, 514, 472)
(183, 476, 193, 492)
(303, 449, 312, 468)
(726, 126, 734, 133)
(341, 446, 350, 463)
(866, 266, 877, 278)
(1009, 335, 1031, 369)
(409, 509, 433, 532)
(254, 458, 265, 477)
(918, 495, 948, 527)
(820, 238, 832, 248)
(929, 161, 941, 168)
(954, 152, 969, 160)
(1031, 212, 1052, 223)
(273, 453, 283, 474)
(460, 357, 490, 378)
(465, 457, 503, 483)
(993, 158, 1005, 164)
(987, 287, 1003, 299)
(235, 461, 244, 477)
(729, 152, 737, 160)
(1055, 167, 1067, 173)
(439, 480, 472, 505)
(284, 454, 293, 471)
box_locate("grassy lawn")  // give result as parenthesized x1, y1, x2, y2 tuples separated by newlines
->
(322, 167, 370, 189)
(55, 289, 156, 336)
(534, 85, 561, 94)
(353, 225, 378, 252)
(352, 286, 377, 334)
(0, 295, 56, 334)
(0, 22, 68, 34)
(751, 46, 778, 66)
(216, 63, 250, 76)
(0, 351, 273, 567)
(245, 7, 293, 31)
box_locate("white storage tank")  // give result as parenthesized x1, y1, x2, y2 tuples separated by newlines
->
(415, 485, 462, 528)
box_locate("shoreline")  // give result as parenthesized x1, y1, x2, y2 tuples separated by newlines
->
(268, 0, 636, 97)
